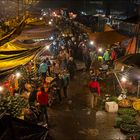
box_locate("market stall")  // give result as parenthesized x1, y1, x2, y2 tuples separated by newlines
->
(101, 53, 140, 139)
(114, 53, 140, 97)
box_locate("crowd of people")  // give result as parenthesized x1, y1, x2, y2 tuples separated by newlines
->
(24, 16, 127, 126)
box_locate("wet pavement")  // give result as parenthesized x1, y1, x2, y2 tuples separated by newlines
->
(48, 69, 126, 140)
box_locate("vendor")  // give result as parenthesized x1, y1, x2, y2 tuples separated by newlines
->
(28, 86, 38, 107)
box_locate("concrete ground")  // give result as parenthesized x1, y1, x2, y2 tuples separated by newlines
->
(48, 68, 126, 140)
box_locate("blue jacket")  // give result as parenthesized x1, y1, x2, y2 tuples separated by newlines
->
(39, 63, 48, 73)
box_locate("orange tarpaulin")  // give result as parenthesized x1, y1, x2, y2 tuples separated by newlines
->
(104, 25, 114, 32)
(89, 31, 129, 45)
(125, 37, 136, 55)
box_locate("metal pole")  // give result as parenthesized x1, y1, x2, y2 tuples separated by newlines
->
(17, 0, 19, 19)
(112, 70, 125, 93)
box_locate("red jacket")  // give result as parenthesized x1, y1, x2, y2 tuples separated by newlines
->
(88, 81, 100, 95)
(37, 91, 48, 105)
(111, 50, 117, 60)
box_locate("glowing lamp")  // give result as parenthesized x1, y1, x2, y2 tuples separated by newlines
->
(121, 76, 127, 83)
(16, 72, 21, 78)
(46, 45, 50, 50)
(0, 86, 3, 92)
(40, 17, 43, 20)
(98, 48, 103, 52)
(50, 36, 54, 40)
(90, 41, 94, 45)
(48, 21, 52, 25)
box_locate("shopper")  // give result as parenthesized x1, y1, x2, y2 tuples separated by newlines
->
(110, 48, 117, 67)
(39, 60, 48, 80)
(62, 70, 70, 98)
(103, 50, 110, 63)
(46, 57, 51, 76)
(28, 86, 37, 107)
(88, 73, 100, 109)
(67, 57, 76, 80)
(37, 86, 49, 124)
(54, 74, 63, 102)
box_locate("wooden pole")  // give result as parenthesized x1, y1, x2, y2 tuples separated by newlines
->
(17, 0, 19, 19)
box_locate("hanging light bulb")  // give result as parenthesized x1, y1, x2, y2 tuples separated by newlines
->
(0, 86, 4, 92)
(98, 48, 103, 52)
(16, 72, 21, 78)
(48, 21, 52, 25)
(46, 45, 50, 50)
(121, 76, 127, 83)
(90, 41, 94, 45)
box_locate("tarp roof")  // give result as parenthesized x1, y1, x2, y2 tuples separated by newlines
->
(16, 27, 56, 40)
(0, 41, 52, 77)
(104, 25, 114, 32)
(0, 42, 27, 51)
(78, 23, 128, 45)
(114, 54, 140, 81)
(0, 20, 56, 78)
(115, 53, 140, 68)
(89, 30, 129, 45)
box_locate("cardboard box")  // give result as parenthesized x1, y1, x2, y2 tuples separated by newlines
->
(105, 101, 118, 112)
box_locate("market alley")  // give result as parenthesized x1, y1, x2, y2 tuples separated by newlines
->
(48, 68, 126, 140)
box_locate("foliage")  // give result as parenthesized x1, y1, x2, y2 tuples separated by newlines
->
(120, 123, 140, 134)
(121, 115, 136, 124)
(118, 108, 137, 116)
(108, 96, 118, 103)
(115, 114, 136, 128)
(0, 94, 28, 117)
(115, 116, 122, 128)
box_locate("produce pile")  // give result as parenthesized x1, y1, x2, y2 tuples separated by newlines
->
(0, 94, 28, 117)
(118, 99, 131, 108)
(115, 108, 140, 139)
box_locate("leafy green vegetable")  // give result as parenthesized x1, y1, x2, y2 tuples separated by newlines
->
(120, 123, 140, 133)
(118, 108, 137, 116)
(121, 115, 136, 124)
(108, 96, 118, 103)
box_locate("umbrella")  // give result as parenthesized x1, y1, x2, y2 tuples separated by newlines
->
(114, 53, 140, 97)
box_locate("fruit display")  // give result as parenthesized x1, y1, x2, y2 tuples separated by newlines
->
(0, 94, 28, 117)
(133, 100, 140, 111)
(120, 123, 140, 134)
(118, 108, 137, 116)
(127, 96, 139, 102)
(118, 99, 131, 108)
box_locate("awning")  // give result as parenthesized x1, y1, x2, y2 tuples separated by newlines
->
(114, 53, 140, 73)
(104, 25, 114, 32)
(0, 24, 55, 78)
(115, 53, 140, 68)
(89, 30, 129, 45)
